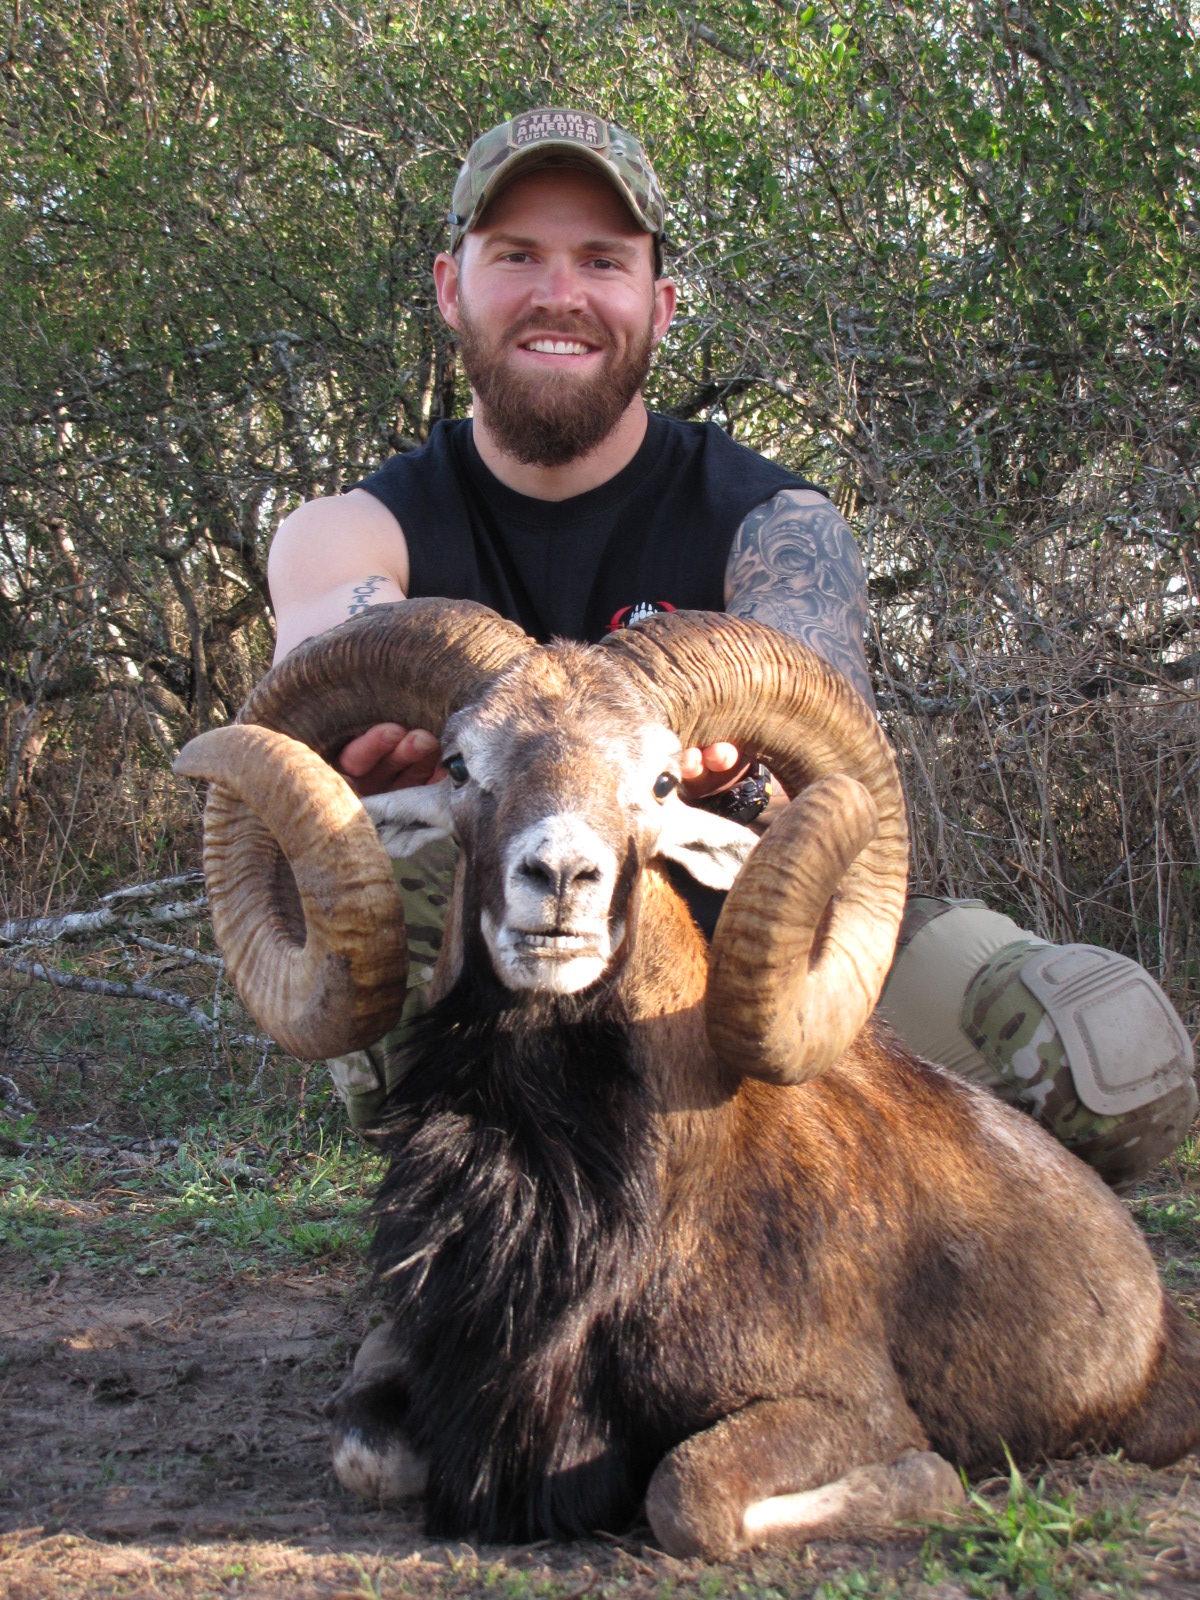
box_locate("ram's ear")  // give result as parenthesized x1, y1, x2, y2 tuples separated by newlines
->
(361, 782, 455, 859)
(654, 799, 759, 891)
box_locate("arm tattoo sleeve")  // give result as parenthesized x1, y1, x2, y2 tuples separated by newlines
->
(724, 490, 875, 707)
(347, 574, 388, 617)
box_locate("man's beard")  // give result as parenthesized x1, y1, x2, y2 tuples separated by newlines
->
(456, 304, 656, 468)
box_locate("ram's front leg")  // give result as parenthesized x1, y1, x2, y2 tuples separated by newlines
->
(645, 1394, 963, 1560)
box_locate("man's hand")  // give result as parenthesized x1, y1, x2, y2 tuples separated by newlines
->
(338, 725, 444, 796)
(680, 742, 746, 800)
(682, 742, 789, 824)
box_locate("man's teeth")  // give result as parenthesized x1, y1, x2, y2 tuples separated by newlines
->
(525, 339, 591, 355)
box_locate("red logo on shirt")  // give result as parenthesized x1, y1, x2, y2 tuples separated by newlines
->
(606, 600, 676, 633)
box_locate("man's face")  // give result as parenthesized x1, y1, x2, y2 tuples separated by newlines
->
(434, 167, 676, 466)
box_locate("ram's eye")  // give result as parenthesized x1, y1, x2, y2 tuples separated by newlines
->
(653, 771, 679, 801)
(445, 755, 469, 787)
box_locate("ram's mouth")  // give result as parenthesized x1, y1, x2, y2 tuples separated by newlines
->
(514, 929, 602, 956)
(482, 907, 623, 993)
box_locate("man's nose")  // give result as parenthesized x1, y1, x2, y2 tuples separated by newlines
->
(529, 259, 586, 315)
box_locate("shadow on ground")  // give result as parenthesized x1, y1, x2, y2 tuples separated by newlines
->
(5, 1250, 1200, 1599)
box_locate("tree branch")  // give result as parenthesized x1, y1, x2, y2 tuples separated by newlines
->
(0, 874, 207, 946)
(0, 956, 266, 1049)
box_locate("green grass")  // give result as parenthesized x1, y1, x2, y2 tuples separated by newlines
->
(812, 1569, 899, 1599)
(920, 1457, 1141, 1598)
(0, 972, 384, 1282)
(0, 1114, 381, 1280)
(1129, 1191, 1200, 1248)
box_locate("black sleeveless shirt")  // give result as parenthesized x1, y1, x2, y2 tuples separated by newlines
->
(356, 415, 817, 643)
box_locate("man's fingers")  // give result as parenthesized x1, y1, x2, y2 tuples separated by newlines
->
(702, 742, 742, 773)
(338, 723, 406, 777)
(680, 742, 751, 800)
(337, 724, 440, 794)
(387, 748, 444, 790)
(680, 746, 706, 783)
(378, 728, 439, 775)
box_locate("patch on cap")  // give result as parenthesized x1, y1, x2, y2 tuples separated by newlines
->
(510, 109, 608, 150)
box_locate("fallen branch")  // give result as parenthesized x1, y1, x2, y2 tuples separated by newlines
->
(122, 933, 224, 969)
(0, 957, 268, 1050)
(98, 872, 204, 907)
(0, 894, 207, 947)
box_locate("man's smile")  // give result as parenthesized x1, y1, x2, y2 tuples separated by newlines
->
(518, 336, 601, 358)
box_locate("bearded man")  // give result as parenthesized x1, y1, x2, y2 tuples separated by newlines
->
(268, 108, 1196, 1188)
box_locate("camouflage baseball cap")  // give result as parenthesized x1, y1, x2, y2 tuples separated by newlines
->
(448, 108, 666, 263)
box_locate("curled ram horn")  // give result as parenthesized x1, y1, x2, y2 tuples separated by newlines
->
(602, 612, 908, 1082)
(174, 599, 532, 1058)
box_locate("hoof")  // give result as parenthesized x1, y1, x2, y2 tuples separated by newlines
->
(740, 1451, 966, 1551)
(331, 1423, 429, 1503)
(328, 1320, 428, 1504)
(645, 1447, 742, 1560)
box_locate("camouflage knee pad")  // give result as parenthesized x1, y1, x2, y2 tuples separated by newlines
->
(327, 834, 460, 1131)
(881, 898, 1198, 1189)
(962, 938, 1196, 1188)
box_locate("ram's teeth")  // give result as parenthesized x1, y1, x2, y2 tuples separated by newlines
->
(523, 932, 588, 949)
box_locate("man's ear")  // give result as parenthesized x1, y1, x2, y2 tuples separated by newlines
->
(433, 250, 462, 331)
(362, 782, 455, 859)
(651, 274, 676, 347)
(653, 797, 757, 891)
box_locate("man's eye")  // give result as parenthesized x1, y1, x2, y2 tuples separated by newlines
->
(446, 755, 469, 787)
(653, 772, 679, 801)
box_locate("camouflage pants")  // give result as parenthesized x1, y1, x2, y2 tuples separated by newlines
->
(326, 835, 460, 1132)
(329, 861, 1198, 1189)
(878, 897, 1197, 1190)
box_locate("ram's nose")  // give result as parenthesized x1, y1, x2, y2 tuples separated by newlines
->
(515, 848, 604, 903)
(504, 815, 618, 922)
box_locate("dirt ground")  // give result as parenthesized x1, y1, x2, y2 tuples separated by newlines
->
(0, 1260, 667, 1599)
(1, 1259, 789, 1600)
(5, 1255, 1200, 1600)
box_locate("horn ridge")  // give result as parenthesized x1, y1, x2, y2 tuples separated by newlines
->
(175, 725, 408, 1060)
(241, 598, 533, 757)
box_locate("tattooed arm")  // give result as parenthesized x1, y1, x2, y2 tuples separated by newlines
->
(676, 490, 873, 805)
(724, 488, 874, 707)
(268, 491, 441, 793)
(268, 489, 412, 663)
(680, 490, 873, 801)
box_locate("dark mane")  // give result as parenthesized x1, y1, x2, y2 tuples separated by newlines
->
(369, 968, 662, 1537)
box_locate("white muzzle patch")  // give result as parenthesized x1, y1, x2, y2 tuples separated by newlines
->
(483, 813, 622, 993)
